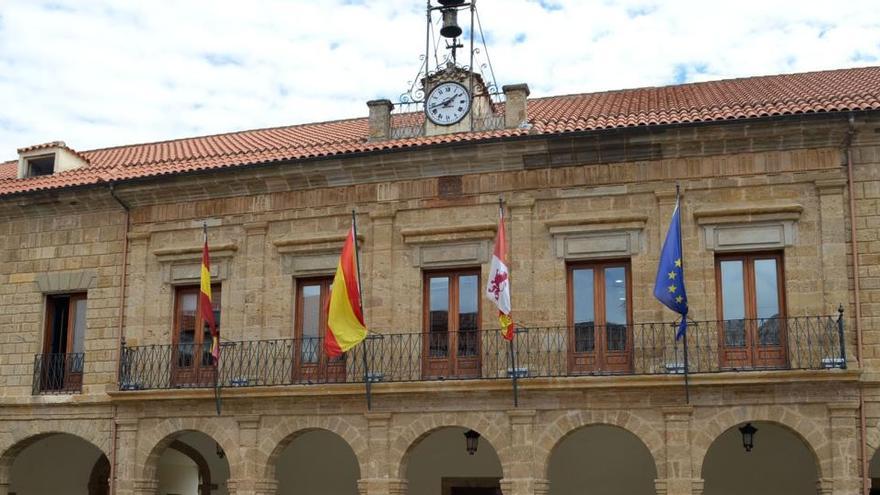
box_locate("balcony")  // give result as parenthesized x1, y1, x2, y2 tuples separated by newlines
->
(117, 315, 846, 391)
(33, 353, 84, 394)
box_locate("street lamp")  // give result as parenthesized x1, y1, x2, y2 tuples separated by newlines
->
(464, 429, 481, 455)
(738, 423, 757, 452)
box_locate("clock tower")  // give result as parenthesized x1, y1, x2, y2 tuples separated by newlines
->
(365, 0, 530, 141)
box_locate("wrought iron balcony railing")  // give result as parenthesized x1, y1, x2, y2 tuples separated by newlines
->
(118, 315, 846, 391)
(33, 353, 85, 394)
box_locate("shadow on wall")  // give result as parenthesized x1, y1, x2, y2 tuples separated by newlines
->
(548, 425, 657, 495)
(9, 433, 106, 495)
(702, 422, 818, 495)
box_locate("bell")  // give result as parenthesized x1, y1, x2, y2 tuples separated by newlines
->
(440, 8, 462, 39)
(438, 0, 466, 5)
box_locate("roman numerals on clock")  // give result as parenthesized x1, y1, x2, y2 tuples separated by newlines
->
(425, 81, 471, 126)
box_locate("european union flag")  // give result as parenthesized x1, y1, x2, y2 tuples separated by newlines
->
(654, 199, 688, 339)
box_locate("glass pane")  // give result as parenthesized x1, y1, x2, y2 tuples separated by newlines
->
(605, 267, 628, 352)
(72, 298, 87, 355)
(428, 276, 449, 357)
(458, 275, 478, 357)
(755, 259, 781, 345)
(720, 260, 746, 347)
(177, 292, 198, 368)
(572, 268, 595, 352)
(301, 285, 321, 363)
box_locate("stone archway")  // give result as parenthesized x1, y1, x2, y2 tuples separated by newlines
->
(402, 426, 504, 495)
(701, 421, 821, 495)
(268, 428, 361, 495)
(137, 417, 239, 483)
(547, 424, 658, 495)
(146, 430, 232, 495)
(2, 432, 108, 495)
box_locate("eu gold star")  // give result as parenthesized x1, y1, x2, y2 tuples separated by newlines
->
(668, 284, 677, 293)
(675, 295, 683, 303)
(674, 258, 682, 268)
(668, 271, 676, 280)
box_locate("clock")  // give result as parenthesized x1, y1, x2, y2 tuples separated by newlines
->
(425, 81, 471, 126)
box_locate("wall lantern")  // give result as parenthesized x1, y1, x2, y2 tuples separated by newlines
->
(738, 423, 757, 452)
(464, 429, 481, 455)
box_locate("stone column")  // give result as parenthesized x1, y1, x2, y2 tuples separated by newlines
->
(243, 223, 268, 338)
(358, 478, 408, 495)
(357, 412, 405, 495)
(114, 418, 141, 495)
(500, 478, 549, 495)
(690, 480, 704, 495)
(828, 402, 861, 495)
(817, 478, 834, 495)
(656, 406, 695, 495)
(0, 481, 8, 495)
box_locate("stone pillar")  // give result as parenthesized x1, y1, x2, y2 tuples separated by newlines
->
(243, 223, 268, 338)
(365, 412, 393, 479)
(817, 478, 834, 495)
(691, 480, 704, 495)
(367, 100, 393, 141)
(657, 406, 695, 495)
(132, 479, 159, 495)
(500, 409, 547, 495)
(815, 179, 849, 315)
(502, 84, 530, 129)
(357, 478, 408, 495)
(500, 478, 549, 495)
(227, 478, 278, 495)
(0, 481, 8, 495)
(508, 198, 535, 323)
(114, 418, 140, 495)
(828, 402, 861, 495)
(226, 415, 263, 495)
(368, 209, 396, 329)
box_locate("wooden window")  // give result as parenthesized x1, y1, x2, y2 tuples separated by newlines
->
(567, 261, 632, 373)
(715, 252, 787, 368)
(294, 277, 345, 382)
(172, 285, 221, 386)
(423, 269, 481, 378)
(39, 293, 87, 392)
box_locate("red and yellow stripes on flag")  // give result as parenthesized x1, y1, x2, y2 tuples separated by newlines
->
(486, 207, 514, 340)
(324, 226, 368, 357)
(201, 232, 219, 364)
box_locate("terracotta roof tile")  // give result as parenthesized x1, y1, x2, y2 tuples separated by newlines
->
(1, 65, 878, 196)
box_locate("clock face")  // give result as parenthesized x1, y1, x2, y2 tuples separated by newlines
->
(425, 82, 471, 126)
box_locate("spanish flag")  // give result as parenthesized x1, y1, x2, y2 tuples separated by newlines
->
(201, 227, 219, 364)
(325, 226, 367, 357)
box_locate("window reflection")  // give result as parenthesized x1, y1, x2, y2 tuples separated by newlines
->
(720, 260, 746, 348)
(604, 266, 627, 352)
(572, 268, 595, 352)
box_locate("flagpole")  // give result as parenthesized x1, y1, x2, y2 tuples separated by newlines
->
(675, 185, 690, 405)
(351, 210, 372, 410)
(499, 198, 519, 408)
(205, 222, 222, 416)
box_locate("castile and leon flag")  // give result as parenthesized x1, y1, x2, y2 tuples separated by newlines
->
(486, 207, 514, 340)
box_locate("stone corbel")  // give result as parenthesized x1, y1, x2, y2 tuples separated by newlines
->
(694, 203, 802, 252)
(273, 232, 365, 276)
(544, 213, 647, 260)
(400, 223, 496, 268)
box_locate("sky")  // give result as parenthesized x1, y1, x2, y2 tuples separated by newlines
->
(1, 0, 878, 159)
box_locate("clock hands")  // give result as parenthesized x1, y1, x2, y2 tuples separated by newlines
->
(429, 92, 464, 109)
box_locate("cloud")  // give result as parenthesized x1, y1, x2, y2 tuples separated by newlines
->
(0, 0, 878, 159)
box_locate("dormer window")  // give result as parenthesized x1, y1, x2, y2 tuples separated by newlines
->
(26, 154, 55, 177)
(16, 141, 88, 179)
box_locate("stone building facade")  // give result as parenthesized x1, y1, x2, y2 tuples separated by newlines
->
(0, 66, 879, 495)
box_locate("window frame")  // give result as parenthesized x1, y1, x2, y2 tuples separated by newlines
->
(421, 268, 483, 379)
(565, 259, 633, 372)
(714, 251, 787, 323)
(43, 292, 87, 356)
(171, 284, 222, 352)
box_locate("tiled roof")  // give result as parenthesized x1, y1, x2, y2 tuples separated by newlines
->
(2, 65, 879, 196)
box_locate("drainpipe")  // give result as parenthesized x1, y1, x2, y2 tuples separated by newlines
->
(843, 115, 868, 495)
(108, 182, 131, 495)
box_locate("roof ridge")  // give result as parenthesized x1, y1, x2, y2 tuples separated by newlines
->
(525, 64, 880, 103)
(79, 114, 369, 156)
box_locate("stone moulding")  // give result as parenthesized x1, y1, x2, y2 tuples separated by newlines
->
(545, 213, 648, 260)
(35, 269, 97, 294)
(399, 222, 497, 268)
(694, 203, 802, 252)
(273, 232, 366, 276)
(153, 243, 237, 284)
